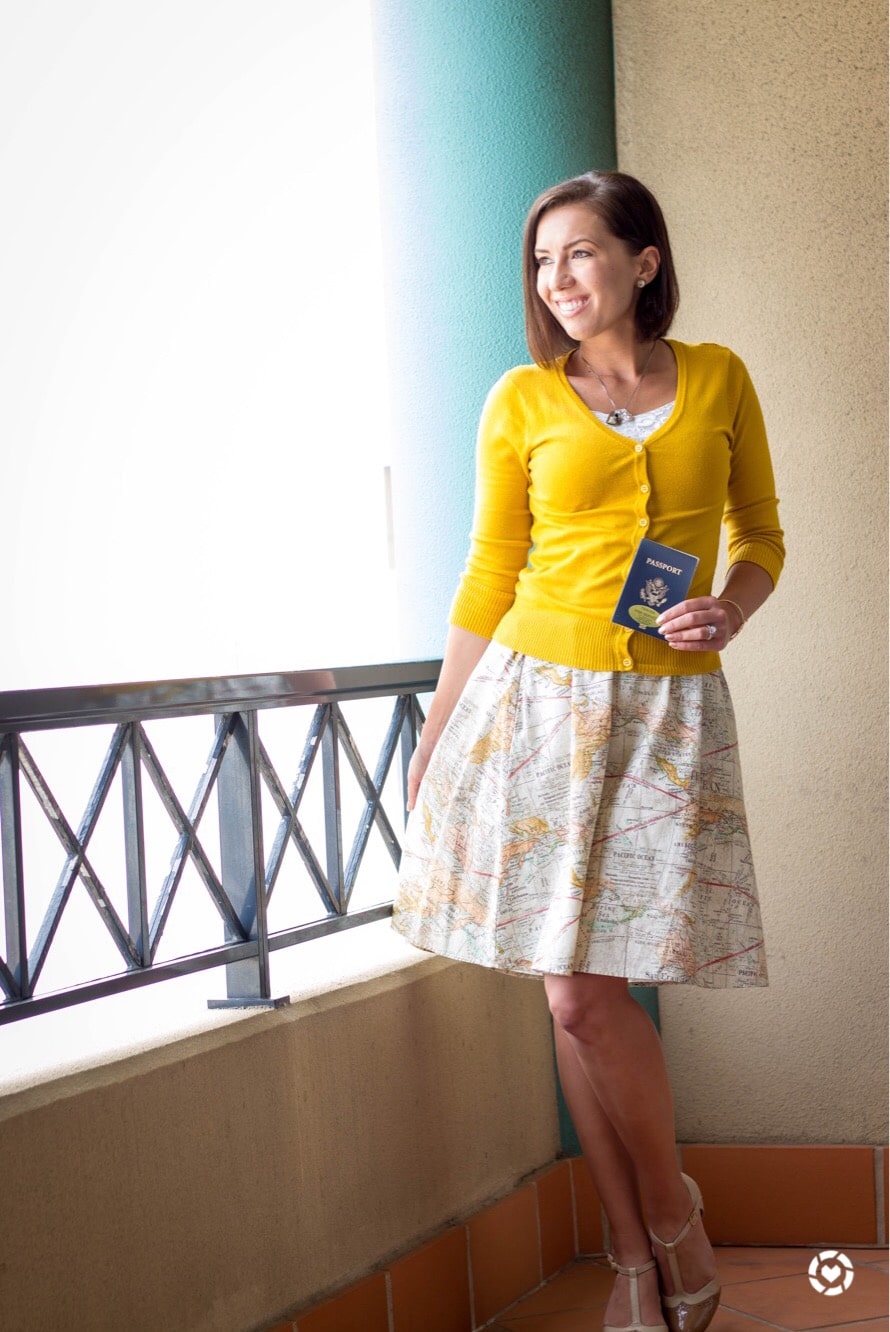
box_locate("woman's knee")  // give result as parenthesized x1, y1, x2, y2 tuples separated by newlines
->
(545, 973, 630, 1042)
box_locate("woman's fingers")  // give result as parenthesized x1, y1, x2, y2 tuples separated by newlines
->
(656, 598, 732, 650)
(655, 596, 710, 628)
(406, 746, 432, 811)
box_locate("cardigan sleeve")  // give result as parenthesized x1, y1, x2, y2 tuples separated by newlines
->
(723, 353, 786, 586)
(449, 372, 533, 637)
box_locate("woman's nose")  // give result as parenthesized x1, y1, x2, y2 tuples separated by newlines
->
(551, 258, 574, 289)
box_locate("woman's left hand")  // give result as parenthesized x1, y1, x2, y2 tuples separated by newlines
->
(656, 596, 742, 651)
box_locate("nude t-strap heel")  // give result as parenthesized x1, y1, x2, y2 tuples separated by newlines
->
(604, 1255, 669, 1332)
(647, 1174, 721, 1332)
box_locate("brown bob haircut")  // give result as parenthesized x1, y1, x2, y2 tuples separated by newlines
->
(522, 170, 680, 366)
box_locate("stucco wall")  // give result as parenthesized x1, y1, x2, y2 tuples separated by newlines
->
(612, 0, 888, 1142)
(0, 956, 558, 1331)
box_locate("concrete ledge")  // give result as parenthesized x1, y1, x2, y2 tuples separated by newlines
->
(0, 918, 435, 1102)
(0, 925, 560, 1332)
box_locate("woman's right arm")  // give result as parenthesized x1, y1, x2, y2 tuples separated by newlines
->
(407, 375, 531, 810)
(406, 625, 491, 810)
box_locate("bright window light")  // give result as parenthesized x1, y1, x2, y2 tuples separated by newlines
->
(1, 0, 395, 691)
(0, 2, 403, 1075)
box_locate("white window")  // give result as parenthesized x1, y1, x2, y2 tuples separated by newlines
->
(2, 0, 395, 691)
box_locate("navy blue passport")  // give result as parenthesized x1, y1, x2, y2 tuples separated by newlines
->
(612, 538, 699, 635)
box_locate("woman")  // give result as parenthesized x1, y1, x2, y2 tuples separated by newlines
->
(392, 170, 784, 1332)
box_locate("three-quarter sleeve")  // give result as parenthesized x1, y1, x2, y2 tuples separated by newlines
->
(449, 373, 533, 638)
(723, 353, 786, 586)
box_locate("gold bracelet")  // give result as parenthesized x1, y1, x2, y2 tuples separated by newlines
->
(717, 597, 747, 640)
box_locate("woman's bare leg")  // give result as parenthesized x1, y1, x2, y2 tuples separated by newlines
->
(553, 1020, 663, 1326)
(545, 973, 717, 1305)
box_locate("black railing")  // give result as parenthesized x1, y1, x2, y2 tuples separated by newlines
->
(0, 661, 439, 1024)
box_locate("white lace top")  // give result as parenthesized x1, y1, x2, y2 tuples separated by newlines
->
(591, 400, 676, 443)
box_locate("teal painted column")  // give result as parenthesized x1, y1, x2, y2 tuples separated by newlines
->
(371, 0, 616, 656)
(370, 0, 657, 1158)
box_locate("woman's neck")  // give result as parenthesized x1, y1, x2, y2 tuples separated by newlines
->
(573, 335, 659, 385)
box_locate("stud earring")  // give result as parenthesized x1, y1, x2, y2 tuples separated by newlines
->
(636, 279, 646, 288)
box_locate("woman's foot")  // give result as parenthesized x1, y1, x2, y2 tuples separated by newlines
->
(647, 1175, 720, 1332)
(603, 1252, 667, 1331)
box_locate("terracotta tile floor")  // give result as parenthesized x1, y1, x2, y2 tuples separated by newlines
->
(487, 1248, 889, 1331)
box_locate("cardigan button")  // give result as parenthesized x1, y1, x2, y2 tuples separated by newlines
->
(622, 657, 632, 669)
(638, 517, 648, 527)
(634, 443, 644, 453)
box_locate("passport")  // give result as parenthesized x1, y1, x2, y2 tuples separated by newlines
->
(612, 537, 699, 636)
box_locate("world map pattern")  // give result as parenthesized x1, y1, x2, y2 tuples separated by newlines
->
(392, 644, 768, 988)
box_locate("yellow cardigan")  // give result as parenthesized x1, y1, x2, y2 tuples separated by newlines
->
(449, 340, 785, 675)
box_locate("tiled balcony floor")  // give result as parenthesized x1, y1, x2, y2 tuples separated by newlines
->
(487, 1248, 889, 1331)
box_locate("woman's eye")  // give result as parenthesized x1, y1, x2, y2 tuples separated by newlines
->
(572, 248, 593, 259)
(536, 256, 553, 266)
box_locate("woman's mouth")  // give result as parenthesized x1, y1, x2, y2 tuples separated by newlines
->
(554, 297, 588, 318)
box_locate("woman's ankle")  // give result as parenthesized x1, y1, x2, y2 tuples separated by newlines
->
(611, 1248, 656, 1271)
(643, 1177, 700, 1240)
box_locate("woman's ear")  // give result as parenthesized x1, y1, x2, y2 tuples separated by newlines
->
(638, 245, 661, 284)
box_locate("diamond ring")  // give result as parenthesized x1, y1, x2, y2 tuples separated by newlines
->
(706, 624, 717, 640)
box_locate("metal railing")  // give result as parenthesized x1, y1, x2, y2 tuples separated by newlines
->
(0, 661, 439, 1024)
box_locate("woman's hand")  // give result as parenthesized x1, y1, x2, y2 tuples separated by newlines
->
(656, 596, 743, 651)
(404, 626, 492, 812)
(406, 738, 435, 812)
(656, 562, 775, 652)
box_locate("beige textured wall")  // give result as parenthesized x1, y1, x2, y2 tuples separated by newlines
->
(613, 0, 888, 1142)
(0, 958, 558, 1331)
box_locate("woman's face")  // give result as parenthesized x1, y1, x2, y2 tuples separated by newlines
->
(534, 203, 657, 343)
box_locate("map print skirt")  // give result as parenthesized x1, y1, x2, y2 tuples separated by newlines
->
(392, 643, 768, 988)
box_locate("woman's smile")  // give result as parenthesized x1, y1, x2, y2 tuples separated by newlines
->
(553, 295, 589, 318)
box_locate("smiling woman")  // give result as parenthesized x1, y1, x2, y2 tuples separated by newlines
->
(391, 167, 784, 1332)
(1, 1, 394, 690)
(525, 173, 679, 366)
(534, 210, 658, 346)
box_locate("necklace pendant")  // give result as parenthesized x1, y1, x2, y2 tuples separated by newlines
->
(606, 409, 628, 426)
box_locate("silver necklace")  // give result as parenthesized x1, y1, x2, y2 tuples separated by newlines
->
(580, 341, 657, 426)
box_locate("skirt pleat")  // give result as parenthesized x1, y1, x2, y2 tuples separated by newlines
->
(392, 643, 768, 988)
